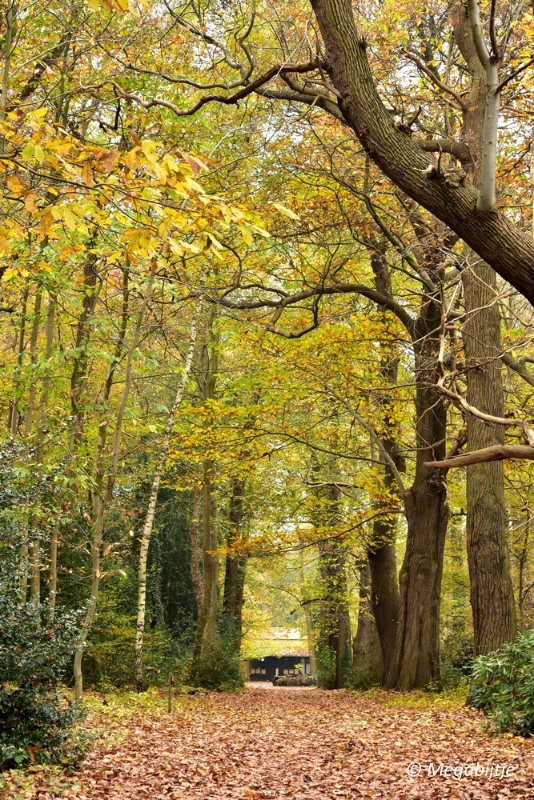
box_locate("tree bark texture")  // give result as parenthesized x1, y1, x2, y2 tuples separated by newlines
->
(309, 0, 534, 305)
(316, 484, 352, 689)
(453, 4, 517, 653)
(385, 302, 449, 690)
(189, 484, 203, 617)
(353, 563, 383, 684)
(222, 477, 247, 652)
(367, 245, 401, 681)
(190, 314, 220, 682)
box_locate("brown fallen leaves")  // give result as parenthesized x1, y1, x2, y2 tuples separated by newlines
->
(3, 685, 534, 799)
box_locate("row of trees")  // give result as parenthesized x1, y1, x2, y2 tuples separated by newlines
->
(2, 0, 534, 703)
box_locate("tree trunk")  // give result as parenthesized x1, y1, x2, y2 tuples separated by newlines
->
(463, 256, 516, 652)
(367, 244, 401, 681)
(353, 563, 383, 684)
(453, 4, 517, 653)
(190, 458, 219, 677)
(385, 307, 449, 690)
(190, 314, 220, 683)
(134, 289, 203, 691)
(222, 478, 247, 652)
(26, 287, 43, 606)
(189, 484, 203, 617)
(69, 250, 100, 452)
(316, 484, 352, 689)
(368, 537, 398, 681)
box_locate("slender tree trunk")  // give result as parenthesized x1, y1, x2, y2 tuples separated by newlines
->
(134, 290, 203, 691)
(26, 287, 43, 605)
(190, 314, 220, 682)
(37, 296, 57, 612)
(73, 269, 153, 700)
(368, 536, 398, 680)
(222, 478, 247, 652)
(49, 526, 58, 617)
(316, 484, 352, 689)
(189, 484, 203, 617)
(0, 1, 16, 123)
(69, 251, 100, 453)
(10, 284, 29, 599)
(366, 244, 401, 681)
(10, 284, 28, 436)
(191, 458, 219, 675)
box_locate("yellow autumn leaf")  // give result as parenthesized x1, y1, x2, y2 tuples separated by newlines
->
(271, 202, 300, 220)
(141, 140, 159, 163)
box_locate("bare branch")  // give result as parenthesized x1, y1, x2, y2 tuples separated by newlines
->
(208, 281, 416, 337)
(426, 444, 534, 468)
(418, 138, 471, 167)
(324, 383, 406, 495)
(501, 352, 534, 388)
(496, 56, 534, 94)
(404, 51, 466, 108)
(111, 61, 321, 118)
(489, 0, 500, 60)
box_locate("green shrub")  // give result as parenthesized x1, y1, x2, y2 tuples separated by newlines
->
(85, 606, 180, 689)
(468, 631, 534, 736)
(0, 594, 88, 768)
(189, 634, 244, 691)
(348, 663, 382, 691)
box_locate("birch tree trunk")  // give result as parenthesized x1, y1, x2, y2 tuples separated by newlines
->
(134, 289, 204, 691)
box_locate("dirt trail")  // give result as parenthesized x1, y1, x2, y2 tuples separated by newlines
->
(17, 687, 534, 799)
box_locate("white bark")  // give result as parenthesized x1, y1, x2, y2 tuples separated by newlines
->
(134, 285, 205, 690)
(467, 0, 500, 211)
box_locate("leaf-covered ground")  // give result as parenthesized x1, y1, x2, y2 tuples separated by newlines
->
(3, 685, 534, 799)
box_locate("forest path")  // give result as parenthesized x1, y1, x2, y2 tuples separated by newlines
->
(16, 687, 534, 799)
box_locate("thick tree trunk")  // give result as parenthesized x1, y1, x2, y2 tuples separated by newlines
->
(463, 257, 516, 652)
(453, 5, 517, 653)
(385, 309, 449, 690)
(353, 564, 383, 684)
(222, 478, 247, 652)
